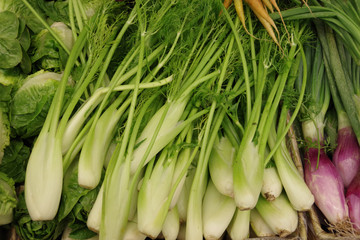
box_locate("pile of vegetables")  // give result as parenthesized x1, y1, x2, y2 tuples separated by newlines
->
(0, 0, 359, 239)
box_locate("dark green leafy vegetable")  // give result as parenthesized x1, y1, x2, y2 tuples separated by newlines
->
(0, 68, 22, 163)
(56, 161, 101, 239)
(58, 161, 91, 222)
(0, 140, 30, 183)
(35, 0, 69, 25)
(14, 193, 65, 240)
(0, 109, 10, 163)
(0, 39, 22, 69)
(68, 222, 97, 239)
(0, 11, 23, 69)
(0, 172, 16, 225)
(30, 22, 73, 71)
(0, 11, 19, 39)
(6, 0, 46, 34)
(0, 68, 23, 103)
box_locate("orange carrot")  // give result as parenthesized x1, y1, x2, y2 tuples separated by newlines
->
(234, 0, 246, 29)
(244, 0, 278, 33)
(269, 0, 289, 39)
(262, 0, 274, 13)
(224, 0, 233, 9)
(253, 10, 280, 47)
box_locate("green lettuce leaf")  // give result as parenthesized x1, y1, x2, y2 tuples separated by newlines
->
(0, 172, 16, 225)
(0, 11, 22, 69)
(14, 193, 65, 240)
(0, 108, 10, 164)
(0, 140, 30, 183)
(7, 0, 46, 34)
(57, 161, 101, 239)
(35, 0, 69, 25)
(0, 68, 22, 163)
(58, 161, 90, 222)
(9, 70, 73, 137)
(30, 22, 73, 71)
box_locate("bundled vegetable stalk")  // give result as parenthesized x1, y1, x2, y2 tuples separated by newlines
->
(297, 40, 358, 235)
(316, 24, 360, 234)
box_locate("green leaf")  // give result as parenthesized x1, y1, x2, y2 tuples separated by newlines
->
(0, 140, 30, 183)
(0, 109, 10, 163)
(35, 0, 70, 24)
(0, 0, 12, 11)
(0, 11, 19, 39)
(0, 68, 22, 92)
(0, 38, 22, 69)
(31, 29, 60, 62)
(8, 0, 46, 34)
(0, 172, 16, 216)
(57, 162, 89, 222)
(9, 70, 73, 137)
(20, 48, 32, 74)
(68, 226, 97, 239)
(19, 27, 31, 51)
(14, 193, 64, 240)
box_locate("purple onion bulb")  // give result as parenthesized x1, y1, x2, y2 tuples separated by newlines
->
(304, 147, 348, 225)
(333, 127, 360, 187)
(346, 171, 360, 231)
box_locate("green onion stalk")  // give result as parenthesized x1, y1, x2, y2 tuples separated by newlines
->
(272, 0, 360, 65)
(298, 40, 350, 228)
(315, 21, 360, 145)
(322, 32, 360, 188)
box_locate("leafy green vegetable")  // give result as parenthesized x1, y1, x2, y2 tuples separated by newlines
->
(0, 109, 10, 163)
(7, 0, 46, 34)
(30, 22, 73, 71)
(20, 47, 32, 74)
(35, 0, 69, 25)
(0, 172, 16, 225)
(0, 68, 23, 102)
(19, 22, 31, 52)
(57, 161, 101, 239)
(9, 70, 73, 137)
(0, 140, 30, 183)
(0, 11, 23, 69)
(0, 39, 22, 69)
(14, 193, 65, 240)
(58, 161, 91, 222)
(0, 11, 19, 39)
(0, 0, 12, 11)
(0, 68, 22, 163)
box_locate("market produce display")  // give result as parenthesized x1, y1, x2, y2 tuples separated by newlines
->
(0, 0, 359, 239)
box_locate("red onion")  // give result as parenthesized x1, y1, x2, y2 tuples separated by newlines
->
(333, 126, 360, 187)
(346, 171, 360, 231)
(304, 147, 348, 225)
